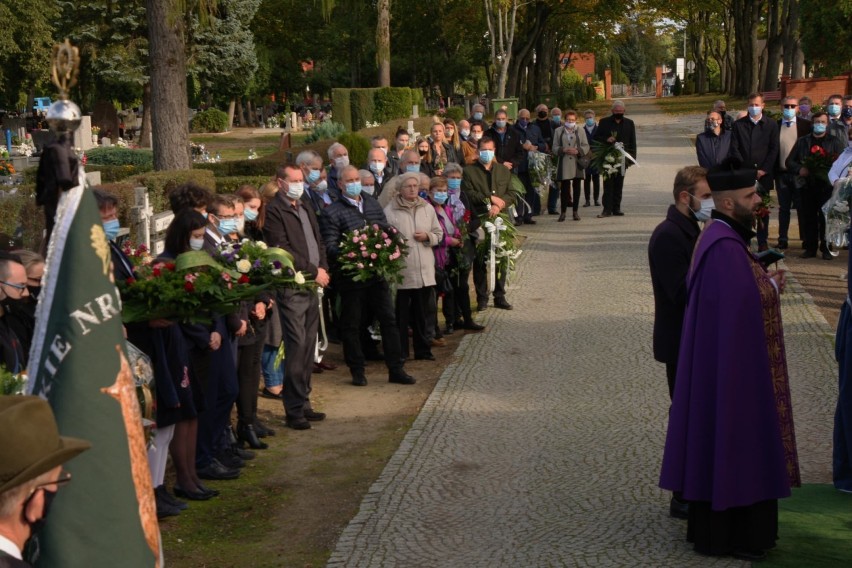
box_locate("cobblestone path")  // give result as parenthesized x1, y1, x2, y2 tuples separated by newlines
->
(328, 99, 838, 567)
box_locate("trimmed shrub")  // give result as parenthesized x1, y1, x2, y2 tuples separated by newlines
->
(411, 88, 425, 111)
(130, 169, 216, 216)
(194, 159, 279, 177)
(336, 132, 371, 170)
(374, 87, 412, 123)
(304, 121, 346, 145)
(444, 106, 465, 122)
(86, 164, 151, 183)
(350, 88, 377, 131)
(214, 175, 273, 193)
(191, 108, 229, 133)
(86, 146, 154, 168)
(332, 88, 353, 131)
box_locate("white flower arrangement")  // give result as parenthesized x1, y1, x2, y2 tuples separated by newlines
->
(294, 271, 306, 285)
(248, 148, 258, 160)
(236, 259, 252, 273)
(115, 137, 128, 148)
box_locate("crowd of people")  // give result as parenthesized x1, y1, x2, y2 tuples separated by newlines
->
(695, 92, 852, 258)
(649, 92, 852, 561)
(0, 101, 639, 524)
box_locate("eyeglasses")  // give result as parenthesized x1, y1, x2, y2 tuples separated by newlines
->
(783, 104, 797, 109)
(0, 280, 27, 291)
(28, 471, 72, 498)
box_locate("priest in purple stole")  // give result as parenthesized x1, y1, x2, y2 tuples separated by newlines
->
(659, 167, 801, 561)
(834, 224, 852, 493)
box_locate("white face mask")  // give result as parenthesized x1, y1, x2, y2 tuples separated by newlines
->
(472, 132, 483, 141)
(362, 184, 375, 196)
(189, 237, 205, 251)
(315, 180, 328, 192)
(236, 216, 246, 235)
(287, 182, 304, 200)
(333, 155, 349, 169)
(690, 196, 715, 222)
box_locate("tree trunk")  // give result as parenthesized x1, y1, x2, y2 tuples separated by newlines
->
(146, 0, 190, 170)
(781, 0, 802, 78)
(762, 0, 783, 90)
(246, 100, 255, 127)
(227, 98, 236, 129)
(376, 0, 391, 87)
(139, 83, 153, 148)
(731, 0, 760, 96)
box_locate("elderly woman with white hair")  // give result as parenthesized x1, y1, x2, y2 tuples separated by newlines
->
(384, 172, 444, 361)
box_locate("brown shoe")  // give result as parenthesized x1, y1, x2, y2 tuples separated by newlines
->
(430, 338, 447, 347)
(573, 212, 580, 221)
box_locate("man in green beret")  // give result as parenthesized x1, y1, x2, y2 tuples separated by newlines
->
(0, 396, 90, 567)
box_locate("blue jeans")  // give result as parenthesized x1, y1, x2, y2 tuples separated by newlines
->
(261, 344, 284, 389)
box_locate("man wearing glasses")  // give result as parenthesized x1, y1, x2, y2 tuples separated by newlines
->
(0, 396, 90, 567)
(775, 96, 812, 250)
(0, 253, 28, 375)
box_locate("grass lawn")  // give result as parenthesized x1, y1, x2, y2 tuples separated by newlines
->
(764, 484, 852, 567)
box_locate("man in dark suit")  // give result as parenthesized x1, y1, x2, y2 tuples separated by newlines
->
(775, 96, 812, 249)
(318, 165, 416, 388)
(263, 165, 331, 430)
(0, 396, 91, 567)
(729, 92, 780, 251)
(648, 165, 711, 520)
(0, 254, 27, 375)
(513, 108, 546, 224)
(486, 109, 524, 173)
(594, 100, 638, 217)
(365, 147, 394, 197)
(582, 109, 601, 207)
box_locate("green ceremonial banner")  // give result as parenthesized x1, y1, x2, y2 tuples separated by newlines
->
(26, 168, 161, 567)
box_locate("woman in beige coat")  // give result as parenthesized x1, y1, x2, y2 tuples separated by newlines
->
(552, 110, 591, 222)
(384, 172, 444, 361)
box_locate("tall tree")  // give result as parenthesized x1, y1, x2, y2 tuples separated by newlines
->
(377, 0, 391, 86)
(0, 0, 59, 111)
(799, 0, 852, 76)
(483, 0, 522, 98)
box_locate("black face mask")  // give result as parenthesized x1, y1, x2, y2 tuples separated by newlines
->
(612, 113, 624, 121)
(27, 286, 41, 300)
(419, 149, 428, 157)
(25, 488, 57, 537)
(537, 111, 548, 119)
(719, 110, 727, 118)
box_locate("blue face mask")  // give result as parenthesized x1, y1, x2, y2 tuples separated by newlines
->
(432, 191, 449, 204)
(748, 105, 762, 117)
(585, 118, 595, 127)
(103, 219, 120, 241)
(813, 123, 827, 135)
(244, 208, 258, 221)
(479, 150, 495, 164)
(495, 119, 507, 129)
(405, 164, 420, 173)
(447, 178, 462, 191)
(345, 181, 362, 198)
(307, 169, 321, 184)
(782, 108, 796, 120)
(552, 115, 561, 124)
(218, 219, 238, 235)
(473, 112, 483, 121)
(517, 119, 529, 128)
(828, 103, 841, 116)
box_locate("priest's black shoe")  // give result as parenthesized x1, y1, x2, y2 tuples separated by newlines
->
(494, 298, 513, 310)
(197, 458, 240, 480)
(669, 496, 689, 520)
(800, 250, 817, 258)
(156, 485, 187, 510)
(254, 419, 275, 437)
(215, 449, 245, 470)
(732, 549, 767, 561)
(237, 423, 268, 449)
(389, 370, 416, 385)
(304, 408, 327, 421)
(286, 416, 311, 430)
(612, 210, 625, 216)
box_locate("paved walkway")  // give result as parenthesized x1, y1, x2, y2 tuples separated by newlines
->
(327, 99, 838, 567)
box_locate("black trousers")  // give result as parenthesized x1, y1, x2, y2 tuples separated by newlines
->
(195, 319, 239, 468)
(516, 171, 538, 220)
(665, 361, 677, 401)
(560, 178, 582, 213)
(236, 339, 264, 427)
(584, 169, 601, 204)
(340, 281, 403, 374)
(799, 181, 831, 253)
(473, 253, 507, 304)
(396, 287, 435, 359)
(435, 269, 456, 330)
(775, 172, 800, 243)
(602, 173, 625, 213)
(279, 289, 319, 419)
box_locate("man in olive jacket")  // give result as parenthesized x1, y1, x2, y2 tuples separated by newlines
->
(463, 135, 515, 311)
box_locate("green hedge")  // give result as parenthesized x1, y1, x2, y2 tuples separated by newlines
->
(194, 159, 278, 177)
(214, 175, 272, 194)
(86, 147, 154, 168)
(0, 190, 41, 251)
(374, 87, 411, 123)
(337, 132, 371, 170)
(411, 88, 424, 111)
(350, 88, 377, 131)
(444, 106, 465, 122)
(87, 164, 151, 183)
(332, 88, 353, 131)
(304, 121, 346, 145)
(191, 108, 229, 133)
(130, 169, 216, 217)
